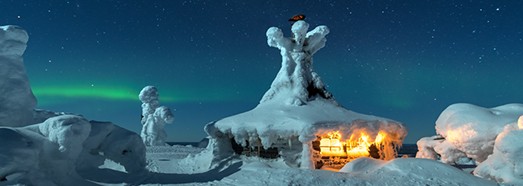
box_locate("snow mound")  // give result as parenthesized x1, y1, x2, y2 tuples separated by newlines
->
(0, 115, 146, 185)
(0, 25, 37, 127)
(475, 121, 523, 185)
(340, 157, 496, 185)
(39, 115, 91, 159)
(434, 103, 523, 162)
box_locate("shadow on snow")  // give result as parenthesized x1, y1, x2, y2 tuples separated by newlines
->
(78, 159, 243, 185)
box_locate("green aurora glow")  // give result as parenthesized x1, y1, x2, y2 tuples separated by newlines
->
(31, 84, 243, 107)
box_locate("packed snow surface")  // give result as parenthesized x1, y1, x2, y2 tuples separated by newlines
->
(76, 145, 495, 186)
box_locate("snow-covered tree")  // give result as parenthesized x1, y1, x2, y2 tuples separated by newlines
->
(0, 25, 37, 126)
(261, 20, 335, 106)
(139, 86, 174, 146)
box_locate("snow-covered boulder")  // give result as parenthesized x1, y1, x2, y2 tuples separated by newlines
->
(0, 25, 37, 127)
(139, 86, 174, 146)
(474, 118, 523, 185)
(434, 103, 523, 162)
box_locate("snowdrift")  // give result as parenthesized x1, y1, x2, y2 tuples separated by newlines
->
(338, 157, 495, 185)
(0, 115, 146, 185)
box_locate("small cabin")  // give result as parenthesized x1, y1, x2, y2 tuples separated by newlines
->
(204, 99, 407, 170)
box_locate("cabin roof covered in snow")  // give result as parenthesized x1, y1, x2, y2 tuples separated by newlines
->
(212, 98, 407, 143)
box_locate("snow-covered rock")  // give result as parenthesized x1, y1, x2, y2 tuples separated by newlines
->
(139, 86, 174, 146)
(434, 103, 523, 162)
(0, 25, 37, 127)
(474, 120, 523, 185)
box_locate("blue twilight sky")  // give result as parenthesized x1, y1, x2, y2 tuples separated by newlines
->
(2, 0, 522, 143)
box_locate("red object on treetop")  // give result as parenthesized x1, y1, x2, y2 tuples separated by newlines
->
(288, 14, 306, 22)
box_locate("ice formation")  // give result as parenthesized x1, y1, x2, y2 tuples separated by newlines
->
(206, 21, 407, 169)
(474, 117, 523, 184)
(418, 103, 523, 163)
(0, 115, 146, 185)
(0, 25, 37, 127)
(140, 86, 174, 146)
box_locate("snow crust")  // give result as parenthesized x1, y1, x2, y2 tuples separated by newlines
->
(140, 86, 174, 146)
(0, 25, 37, 127)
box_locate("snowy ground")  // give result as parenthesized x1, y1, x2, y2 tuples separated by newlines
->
(76, 145, 496, 186)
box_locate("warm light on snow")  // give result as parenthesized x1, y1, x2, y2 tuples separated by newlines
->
(518, 115, 523, 129)
(318, 130, 396, 160)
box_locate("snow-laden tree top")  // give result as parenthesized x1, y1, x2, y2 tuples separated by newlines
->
(262, 21, 334, 106)
(0, 25, 29, 56)
(0, 25, 36, 127)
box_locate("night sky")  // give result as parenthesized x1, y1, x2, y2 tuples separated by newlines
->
(3, 0, 523, 143)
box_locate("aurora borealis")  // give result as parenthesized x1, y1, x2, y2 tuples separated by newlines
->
(3, 1, 523, 143)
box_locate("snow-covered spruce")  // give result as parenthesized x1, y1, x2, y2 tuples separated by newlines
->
(0, 25, 37, 127)
(139, 86, 174, 146)
(205, 21, 407, 169)
(262, 20, 334, 106)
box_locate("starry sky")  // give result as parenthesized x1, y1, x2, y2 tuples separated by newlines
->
(2, 0, 523, 143)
